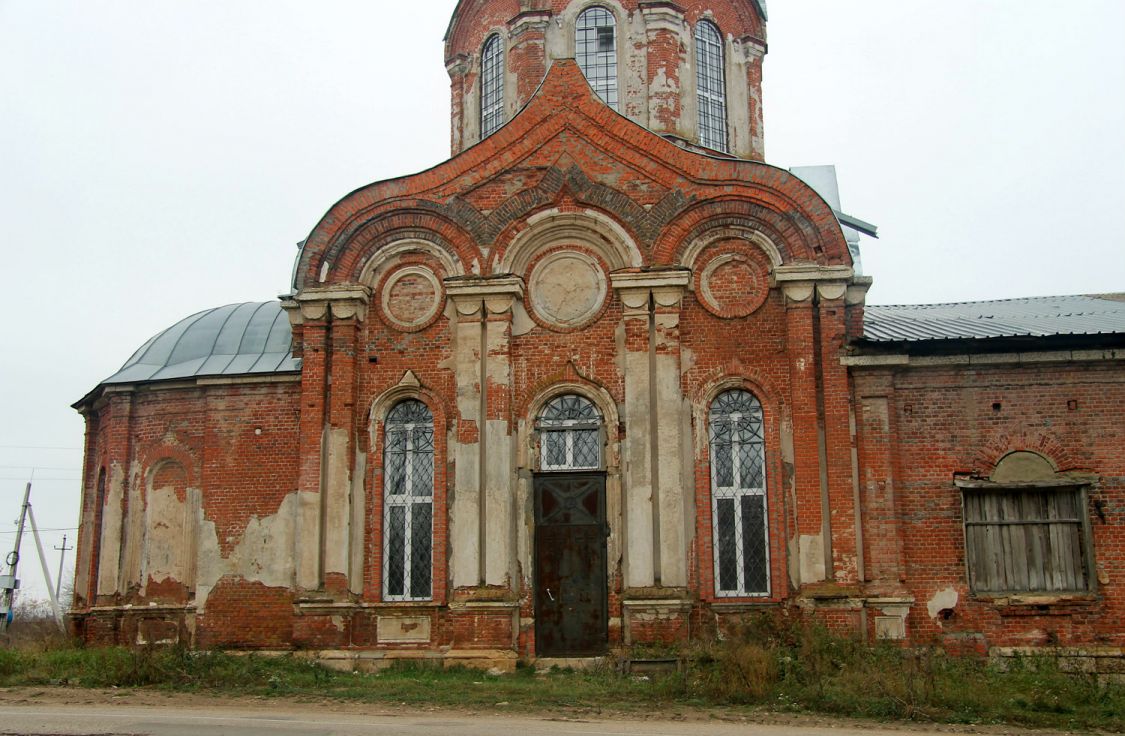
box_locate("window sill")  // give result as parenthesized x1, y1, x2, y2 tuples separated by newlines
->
(295, 601, 442, 615)
(973, 592, 1099, 615)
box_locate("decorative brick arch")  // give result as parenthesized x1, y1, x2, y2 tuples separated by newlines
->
(310, 206, 481, 286)
(653, 195, 849, 267)
(137, 439, 200, 500)
(969, 429, 1086, 476)
(690, 368, 784, 456)
(493, 206, 643, 277)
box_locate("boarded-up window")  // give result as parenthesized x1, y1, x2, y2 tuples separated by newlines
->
(963, 487, 1090, 593)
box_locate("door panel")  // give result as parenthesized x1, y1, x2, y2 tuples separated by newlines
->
(534, 473, 607, 656)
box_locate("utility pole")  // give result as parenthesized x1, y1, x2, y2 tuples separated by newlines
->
(0, 482, 32, 633)
(54, 534, 73, 602)
(28, 504, 64, 631)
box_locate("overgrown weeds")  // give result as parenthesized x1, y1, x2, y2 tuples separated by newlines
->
(0, 616, 1121, 732)
(682, 613, 1123, 729)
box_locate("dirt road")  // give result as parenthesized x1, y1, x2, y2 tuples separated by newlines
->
(0, 689, 1055, 736)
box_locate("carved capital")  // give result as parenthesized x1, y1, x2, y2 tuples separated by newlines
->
(781, 281, 815, 304)
(446, 275, 525, 318)
(282, 284, 372, 325)
(508, 9, 552, 38)
(445, 53, 470, 76)
(816, 282, 848, 302)
(846, 276, 873, 306)
(640, 1, 686, 32)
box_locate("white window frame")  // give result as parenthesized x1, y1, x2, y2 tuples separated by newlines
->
(576, 6, 619, 110)
(710, 390, 770, 597)
(536, 394, 603, 471)
(382, 400, 434, 602)
(480, 34, 505, 138)
(695, 19, 729, 153)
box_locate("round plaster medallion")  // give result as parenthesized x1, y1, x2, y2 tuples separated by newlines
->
(697, 252, 769, 318)
(528, 250, 607, 331)
(380, 265, 443, 331)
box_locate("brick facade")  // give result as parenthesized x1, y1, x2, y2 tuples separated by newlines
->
(70, 0, 1124, 665)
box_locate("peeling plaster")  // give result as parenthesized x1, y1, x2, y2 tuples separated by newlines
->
(141, 486, 187, 588)
(194, 491, 300, 612)
(96, 463, 127, 596)
(799, 534, 826, 584)
(927, 587, 959, 619)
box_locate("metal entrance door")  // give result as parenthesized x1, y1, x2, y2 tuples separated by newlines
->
(534, 472, 608, 656)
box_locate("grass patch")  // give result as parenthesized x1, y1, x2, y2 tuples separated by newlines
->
(1, 618, 1122, 731)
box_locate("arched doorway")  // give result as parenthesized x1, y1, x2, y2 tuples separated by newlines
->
(533, 394, 608, 656)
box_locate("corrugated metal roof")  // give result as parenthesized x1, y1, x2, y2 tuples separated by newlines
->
(102, 302, 300, 385)
(863, 294, 1125, 343)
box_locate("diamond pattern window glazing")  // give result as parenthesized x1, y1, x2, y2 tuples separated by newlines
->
(538, 394, 602, 471)
(695, 20, 728, 153)
(710, 389, 769, 597)
(576, 7, 618, 110)
(383, 399, 434, 601)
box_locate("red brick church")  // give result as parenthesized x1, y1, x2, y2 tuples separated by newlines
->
(71, 0, 1125, 669)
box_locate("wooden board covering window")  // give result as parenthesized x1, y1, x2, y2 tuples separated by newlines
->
(963, 487, 1090, 593)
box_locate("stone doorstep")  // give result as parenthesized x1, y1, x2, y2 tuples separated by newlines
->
(533, 656, 610, 672)
(299, 648, 518, 673)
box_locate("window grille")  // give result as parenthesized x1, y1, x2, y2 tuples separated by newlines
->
(963, 487, 1091, 593)
(709, 389, 769, 596)
(383, 399, 434, 601)
(537, 394, 602, 471)
(576, 7, 618, 110)
(695, 20, 728, 153)
(480, 34, 505, 138)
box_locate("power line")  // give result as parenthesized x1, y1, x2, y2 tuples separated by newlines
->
(0, 476, 81, 481)
(0, 445, 82, 451)
(0, 527, 79, 534)
(0, 465, 81, 471)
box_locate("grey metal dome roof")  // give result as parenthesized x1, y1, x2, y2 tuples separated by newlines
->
(102, 301, 301, 385)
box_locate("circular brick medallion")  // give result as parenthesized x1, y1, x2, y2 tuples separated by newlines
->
(527, 250, 607, 331)
(697, 251, 770, 318)
(380, 265, 443, 331)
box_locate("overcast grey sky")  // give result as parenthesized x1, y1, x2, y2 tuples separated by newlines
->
(2, 1, 1123, 599)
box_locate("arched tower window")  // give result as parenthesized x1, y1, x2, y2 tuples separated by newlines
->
(537, 394, 602, 470)
(480, 34, 505, 138)
(576, 6, 618, 111)
(383, 399, 434, 601)
(695, 20, 728, 153)
(709, 389, 769, 596)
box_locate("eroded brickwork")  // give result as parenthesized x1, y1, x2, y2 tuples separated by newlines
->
(68, 1, 1124, 667)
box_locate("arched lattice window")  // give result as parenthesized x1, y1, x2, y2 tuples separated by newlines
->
(695, 20, 728, 153)
(480, 34, 505, 138)
(537, 394, 602, 471)
(576, 6, 618, 110)
(709, 389, 769, 596)
(383, 399, 434, 601)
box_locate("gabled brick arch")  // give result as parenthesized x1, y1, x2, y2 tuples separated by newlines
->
(309, 206, 482, 287)
(517, 361, 621, 433)
(969, 429, 1087, 476)
(137, 440, 200, 499)
(492, 205, 643, 277)
(654, 197, 844, 267)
